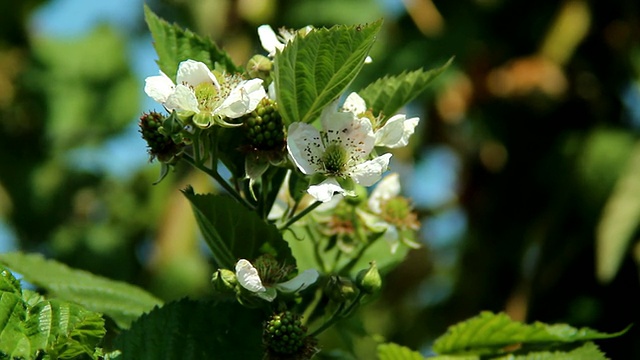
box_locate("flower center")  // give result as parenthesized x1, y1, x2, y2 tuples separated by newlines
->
(322, 143, 348, 176)
(380, 197, 420, 229)
(194, 82, 219, 112)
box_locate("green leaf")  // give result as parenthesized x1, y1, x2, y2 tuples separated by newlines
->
(358, 58, 452, 121)
(432, 311, 628, 356)
(0, 292, 30, 358)
(25, 300, 106, 359)
(113, 299, 263, 360)
(493, 342, 607, 360)
(274, 21, 383, 125)
(596, 141, 640, 283)
(377, 343, 425, 360)
(0, 252, 163, 329)
(182, 187, 294, 269)
(144, 4, 241, 78)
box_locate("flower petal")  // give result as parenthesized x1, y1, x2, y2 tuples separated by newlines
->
(256, 287, 277, 302)
(307, 177, 346, 202)
(144, 71, 175, 104)
(275, 269, 319, 293)
(287, 122, 324, 175)
(164, 84, 200, 114)
(375, 115, 419, 148)
(349, 153, 392, 186)
(368, 173, 401, 213)
(216, 78, 266, 118)
(176, 59, 219, 89)
(383, 225, 401, 254)
(342, 92, 367, 115)
(235, 259, 266, 293)
(258, 25, 283, 57)
(322, 112, 375, 160)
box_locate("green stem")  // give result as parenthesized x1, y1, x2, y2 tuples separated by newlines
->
(338, 239, 375, 276)
(308, 292, 365, 337)
(182, 154, 255, 210)
(301, 288, 323, 327)
(278, 201, 322, 230)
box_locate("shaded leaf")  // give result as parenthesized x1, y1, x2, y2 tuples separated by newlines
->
(0, 252, 162, 329)
(274, 21, 382, 125)
(494, 341, 606, 360)
(144, 4, 241, 78)
(113, 299, 263, 360)
(377, 343, 424, 360)
(358, 58, 452, 121)
(432, 311, 627, 356)
(182, 188, 294, 269)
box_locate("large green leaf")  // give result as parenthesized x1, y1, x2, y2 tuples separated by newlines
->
(274, 21, 382, 125)
(0, 252, 162, 329)
(182, 187, 294, 269)
(0, 292, 30, 358)
(428, 342, 607, 360)
(377, 343, 424, 360)
(432, 311, 627, 356)
(358, 58, 452, 121)
(113, 299, 263, 360)
(144, 5, 241, 78)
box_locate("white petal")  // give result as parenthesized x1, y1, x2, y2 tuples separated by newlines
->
(383, 226, 401, 254)
(144, 71, 175, 104)
(275, 269, 319, 293)
(235, 259, 266, 293)
(349, 153, 392, 186)
(307, 177, 346, 202)
(368, 173, 401, 213)
(356, 208, 389, 232)
(258, 25, 283, 57)
(164, 84, 200, 113)
(375, 115, 419, 148)
(365, 55, 373, 64)
(287, 122, 324, 175)
(341, 92, 367, 115)
(268, 81, 277, 101)
(216, 78, 266, 118)
(176, 59, 219, 88)
(256, 287, 277, 302)
(322, 112, 375, 160)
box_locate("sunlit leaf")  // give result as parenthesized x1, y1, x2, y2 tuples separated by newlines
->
(113, 299, 263, 360)
(144, 4, 241, 79)
(274, 20, 382, 125)
(377, 343, 424, 360)
(358, 58, 452, 121)
(182, 187, 294, 269)
(0, 252, 162, 329)
(432, 311, 628, 356)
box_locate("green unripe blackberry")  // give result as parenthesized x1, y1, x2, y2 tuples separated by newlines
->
(243, 98, 285, 151)
(138, 112, 183, 162)
(263, 311, 307, 355)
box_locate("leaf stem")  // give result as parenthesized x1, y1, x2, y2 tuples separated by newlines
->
(278, 201, 322, 230)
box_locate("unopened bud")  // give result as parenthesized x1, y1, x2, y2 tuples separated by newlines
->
(344, 184, 368, 205)
(247, 55, 272, 81)
(211, 269, 238, 296)
(356, 261, 382, 295)
(324, 276, 357, 303)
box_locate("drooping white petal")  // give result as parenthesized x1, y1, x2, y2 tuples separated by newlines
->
(369, 173, 401, 214)
(307, 177, 346, 202)
(342, 92, 367, 115)
(375, 115, 419, 148)
(144, 71, 175, 103)
(349, 153, 392, 186)
(322, 112, 375, 160)
(235, 259, 266, 293)
(164, 84, 200, 114)
(176, 59, 219, 88)
(275, 269, 319, 293)
(287, 122, 325, 175)
(356, 208, 389, 233)
(216, 78, 266, 118)
(258, 25, 284, 57)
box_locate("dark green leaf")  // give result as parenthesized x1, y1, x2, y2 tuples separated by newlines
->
(358, 58, 452, 121)
(432, 311, 628, 356)
(113, 299, 263, 360)
(377, 343, 425, 360)
(274, 21, 383, 125)
(144, 4, 241, 78)
(182, 188, 294, 269)
(0, 252, 162, 329)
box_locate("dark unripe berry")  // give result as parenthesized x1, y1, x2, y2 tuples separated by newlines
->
(243, 98, 286, 151)
(263, 311, 307, 355)
(138, 112, 183, 162)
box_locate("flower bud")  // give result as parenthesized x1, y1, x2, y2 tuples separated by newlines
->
(211, 269, 238, 297)
(324, 275, 357, 303)
(344, 184, 368, 206)
(246, 54, 272, 80)
(356, 261, 382, 295)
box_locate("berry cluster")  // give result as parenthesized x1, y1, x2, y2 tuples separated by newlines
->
(263, 311, 306, 355)
(244, 98, 285, 151)
(138, 112, 182, 162)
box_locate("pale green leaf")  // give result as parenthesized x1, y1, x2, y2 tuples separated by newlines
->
(377, 343, 425, 360)
(358, 58, 452, 121)
(274, 21, 382, 125)
(491, 341, 607, 360)
(182, 187, 294, 269)
(0, 252, 162, 329)
(144, 5, 241, 79)
(432, 311, 627, 356)
(113, 299, 263, 360)
(0, 292, 31, 359)
(596, 141, 640, 283)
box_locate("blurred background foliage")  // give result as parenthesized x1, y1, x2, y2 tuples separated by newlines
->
(1, 0, 640, 358)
